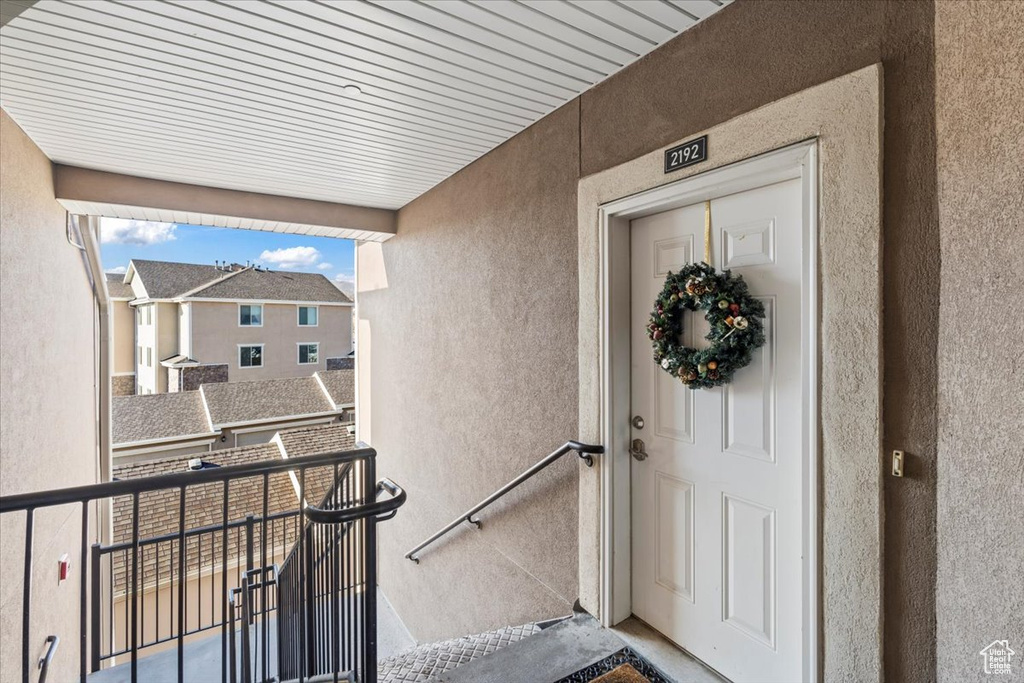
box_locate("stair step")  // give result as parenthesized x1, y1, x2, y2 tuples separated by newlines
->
(377, 622, 545, 683)
(433, 612, 627, 683)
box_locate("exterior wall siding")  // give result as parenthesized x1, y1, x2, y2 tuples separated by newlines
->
(110, 298, 135, 375)
(189, 301, 351, 383)
(0, 109, 100, 683)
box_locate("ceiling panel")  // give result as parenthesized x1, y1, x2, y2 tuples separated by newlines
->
(1, 0, 731, 211)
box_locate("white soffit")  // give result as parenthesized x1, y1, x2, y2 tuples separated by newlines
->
(0, 0, 731, 211)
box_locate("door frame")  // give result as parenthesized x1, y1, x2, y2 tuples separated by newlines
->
(596, 141, 819, 681)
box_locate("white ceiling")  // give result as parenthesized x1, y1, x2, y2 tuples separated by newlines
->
(0, 0, 730, 211)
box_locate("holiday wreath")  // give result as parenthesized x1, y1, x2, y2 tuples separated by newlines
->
(646, 261, 766, 389)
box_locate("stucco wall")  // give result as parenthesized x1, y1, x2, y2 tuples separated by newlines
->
(359, 2, 941, 674)
(935, 3, 1024, 681)
(360, 1, 942, 671)
(188, 301, 351, 383)
(358, 101, 582, 641)
(0, 109, 99, 683)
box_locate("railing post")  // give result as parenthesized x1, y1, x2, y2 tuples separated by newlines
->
(363, 456, 378, 683)
(304, 524, 315, 678)
(90, 543, 102, 673)
(244, 514, 255, 576)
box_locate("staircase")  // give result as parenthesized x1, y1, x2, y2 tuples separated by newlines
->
(377, 622, 547, 682)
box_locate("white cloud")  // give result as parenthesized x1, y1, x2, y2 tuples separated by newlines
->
(317, 263, 333, 270)
(100, 218, 177, 245)
(106, 266, 127, 275)
(258, 246, 321, 269)
(333, 272, 355, 297)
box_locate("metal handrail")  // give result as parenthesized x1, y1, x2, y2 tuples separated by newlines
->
(405, 440, 603, 563)
(38, 635, 59, 683)
(0, 448, 376, 512)
(306, 478, 406, 524)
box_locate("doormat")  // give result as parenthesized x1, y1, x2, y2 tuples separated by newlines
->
(553, 647, 671, 683)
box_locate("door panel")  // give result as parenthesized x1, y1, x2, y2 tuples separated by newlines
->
(630, 177, 805, 682)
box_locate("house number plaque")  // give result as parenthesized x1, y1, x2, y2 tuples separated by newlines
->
(664, 135, 708, 173)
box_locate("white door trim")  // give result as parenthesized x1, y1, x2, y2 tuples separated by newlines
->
(597, 140, 819, 681)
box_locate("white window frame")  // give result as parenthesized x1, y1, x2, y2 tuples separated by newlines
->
(297, 342, 320, 365)
(238, 303, 264, 327)
(297, 305, 319, 327)
(238, 343, 264, 369)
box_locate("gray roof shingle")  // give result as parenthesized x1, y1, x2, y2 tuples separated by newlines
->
(129, 259, 225, 299)
(189, 268, 351, 303)
(202, 376, 335, 426)
(111, 424, 359, 588)
(277, 423, 356, 459)
(315, 369, 354, 407)
(112, 392, 215, 445)
(128, 259, 352, 303)
(106, 273, 134, 299)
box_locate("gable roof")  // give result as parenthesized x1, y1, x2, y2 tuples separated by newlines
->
(126, 258, 352, 304)
(127, 259, 226, 300)
(201, 376, 336, 427)
(105, 273, 134, 299)
(315, 370, 355, 408)
(187, 267, 351, 303)
(275, 423, 358, 503)
(112, 391, 215, 445)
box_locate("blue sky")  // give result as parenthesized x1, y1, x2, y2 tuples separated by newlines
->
(100, 218, 355, 293)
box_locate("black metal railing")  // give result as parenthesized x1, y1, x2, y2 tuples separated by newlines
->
(0, 446, 404, 683)
(405, 440, 602, 563)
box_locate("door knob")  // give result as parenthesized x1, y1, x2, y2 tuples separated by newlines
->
(630, 438, 648, 461)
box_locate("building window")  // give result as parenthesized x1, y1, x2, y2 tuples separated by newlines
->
(239, 304, 263, 327)
(143, 305, 152, 325)
(298, 343, 319, 365)
(146, 347, 152, 367)
(239, 344, 263, 368)
(298, 305, 318, 327)
(137, 345, 142, 365)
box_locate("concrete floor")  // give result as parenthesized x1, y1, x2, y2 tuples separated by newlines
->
(437, 612, 723, 683)
(87, 589, 415, 683)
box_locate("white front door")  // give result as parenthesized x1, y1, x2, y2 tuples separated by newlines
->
(630, 175, 808, 682)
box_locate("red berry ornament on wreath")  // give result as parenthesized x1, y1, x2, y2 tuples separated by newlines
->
(646, 261, 766, 389)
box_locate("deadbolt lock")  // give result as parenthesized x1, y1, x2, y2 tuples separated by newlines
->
(632, 415, 645, 430)
(630, 438, 649, 461)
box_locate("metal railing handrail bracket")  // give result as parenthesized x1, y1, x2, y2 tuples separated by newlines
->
(404, 440, 603, 564)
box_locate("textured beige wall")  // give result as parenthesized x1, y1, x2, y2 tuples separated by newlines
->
(358, 2, 943, 672)
(189, 301, 351, 383)
(55, 164, 397, 236)
(358, 101, 582, 641)
(935, 3, 1024, 681)
(1, 109, 99, 683)
(578, 66, 883, 683)
(110, 298, 134, 375)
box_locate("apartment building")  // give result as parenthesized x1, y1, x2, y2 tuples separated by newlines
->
(122, 259, 353, 394)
